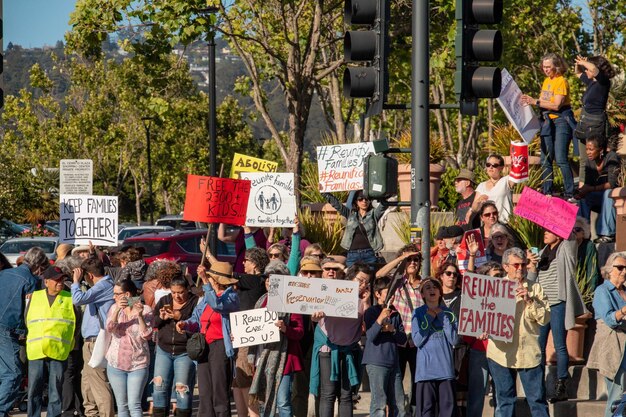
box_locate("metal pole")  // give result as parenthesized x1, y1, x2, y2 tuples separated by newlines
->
(412, 0, 431, 276)
(208, 27, 219, 255)
(142, 118, 155, 225)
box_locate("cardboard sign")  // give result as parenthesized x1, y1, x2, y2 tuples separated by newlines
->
(60, 195, 118, 246)
(513, 186, 577, 239)
(239, 172, 296, 227)
(60, 159, 93, 195)
(229, 308, 282, 348)
(266, 275, 359, 318)
(317, 142, 375, 192)
(182, 175, 251, 225)
(458, 272, 518, 342)
(457, 229, 488, 274)
(496, 69, 541, 143)
(509, 142, 529, 183)
(230, 153, 279, 179)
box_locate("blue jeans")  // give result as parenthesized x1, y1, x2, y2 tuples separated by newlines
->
(107, 365, 149, 417)
(276, 372, 294, 417)
(346, 248, 378, 268)
(540, 117, 574, 197)
(604, 353, 626, 417)
(466, 349, 491, 417)
(538, 301, 569, 380)
(365, 364, 405, 417)
(152, 346, 196, 410)
(28, 358, 67, 417)
(487, 359, 548, 417)
(579, 189, 616, 236)
(0, 329, 23, 417)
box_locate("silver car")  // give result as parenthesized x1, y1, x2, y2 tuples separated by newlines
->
(0, 237, 59, 267)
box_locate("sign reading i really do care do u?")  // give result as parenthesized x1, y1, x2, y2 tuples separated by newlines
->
(60, 195, 118, 246)
(229, 308, 282, 348)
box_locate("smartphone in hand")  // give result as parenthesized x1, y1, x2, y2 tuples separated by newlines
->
(126, 296, 141, 307)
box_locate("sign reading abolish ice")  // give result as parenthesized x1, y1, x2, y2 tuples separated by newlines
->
(267, 275, 359, 318)
(230, 153, 279, 179)
(317, 142, 375, 192)
(240, 172, 296, 227)
(60, 195, 118, 246)
(182, 175, 251, 226)
(458, 272, 517, 342)
(513, 186, 578, 239)
(230, 308, 281, 348)
(60, 159, 93, 195)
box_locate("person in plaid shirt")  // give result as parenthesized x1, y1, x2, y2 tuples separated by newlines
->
(375, 244, 423, 412)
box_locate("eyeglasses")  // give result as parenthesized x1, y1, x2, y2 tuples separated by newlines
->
(492, 234, 507, 240)
(407, 257, 421, 263)
(573, 227, 584, 233)
(113, 292, 125, 297)
(268, 252, 282, 259)
(613, 265, 626, 272)
(485, 163, 502, 168)
(323, 267, 340, 272)
(482, 211, 498, 218)
(357, 196, 369, 202)
(443, 271, 459, 278)
(310, 253, 325, 259)
(507, 262, 527, 269)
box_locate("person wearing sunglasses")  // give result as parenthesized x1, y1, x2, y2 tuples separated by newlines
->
(527, 229, 586, 403)
(486, 224, 515, 264)
(472, 154, 515, 224)
(436, 262, 462, 319)
(323, 190, 386, 268)
(587, 252, 626, 417)
(487, 247, 551, 417)
(573, 217, 600, 295)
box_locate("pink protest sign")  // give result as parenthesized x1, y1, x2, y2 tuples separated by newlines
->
(513, 187, 578, 239)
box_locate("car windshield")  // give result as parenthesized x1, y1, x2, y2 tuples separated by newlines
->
(0, 240, 56, 254)
(119, 228, 159, 241)
(124, 240, 170, 257)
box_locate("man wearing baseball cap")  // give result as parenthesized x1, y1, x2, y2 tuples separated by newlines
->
(454, 168, 477, 228)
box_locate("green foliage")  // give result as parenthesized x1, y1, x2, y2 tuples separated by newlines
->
(507, 214, 544, 249)
(298, 207, 345, 255)
(437, 167, 460, 212)
(390, 210, 455, 244)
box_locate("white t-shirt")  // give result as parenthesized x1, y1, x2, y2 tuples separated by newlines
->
(476, 175, 513, 223)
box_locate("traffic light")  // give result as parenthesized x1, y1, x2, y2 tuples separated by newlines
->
(363, 153, 398, 200)
(343, 0, 390, 117)
(455, 0, 503, 115)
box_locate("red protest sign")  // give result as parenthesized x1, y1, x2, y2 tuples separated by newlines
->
(183, 175, 251, 225)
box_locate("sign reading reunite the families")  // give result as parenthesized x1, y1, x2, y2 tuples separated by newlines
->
(240, 172, 296, 227)
(230, 153, 279, 179)
(458, 272, 517, 342)
(60, 159, 93, 195)
(60, 195, 118, 246)
(266, 275, 359, 318)
(317, 142, 375, 192)
(513, 186, 578, 239)
(182, 174, 251, 226)
(229, 308, 282, 348)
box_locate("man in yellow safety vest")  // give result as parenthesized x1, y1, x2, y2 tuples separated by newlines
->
(26, 266, 77, 417)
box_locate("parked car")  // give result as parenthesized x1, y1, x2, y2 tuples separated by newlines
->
(154, 215, 207, 230)
(118, 225, 175, 245)
(0, 220, 27, 244)
(123, 230, 236, 277)
(0, 237, 60, 266)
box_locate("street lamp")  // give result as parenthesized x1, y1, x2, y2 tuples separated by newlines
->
(141, 116, 155, 225)
(198, 7, 219, 254)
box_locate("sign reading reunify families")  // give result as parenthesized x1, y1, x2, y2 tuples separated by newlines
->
(458, 272, 518, 342)
(182, 175, 251, 225)
(317, 142, 375, 192)
(240, 172, 296, 227)
(230, 308, 282, 348)
(60, 159, 93, 195)
(230, 153, 279, 179)
(60, 195, 118, 246)
(266, 275, 359, 318)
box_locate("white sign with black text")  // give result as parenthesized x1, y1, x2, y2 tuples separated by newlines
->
(240, 172, 296, 227)
(60, 159, 93, 195)
(60, 194, 118, 246)
(229, 308, 281, 348)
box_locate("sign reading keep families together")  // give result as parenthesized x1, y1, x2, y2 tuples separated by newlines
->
(60, 194, 118, 246)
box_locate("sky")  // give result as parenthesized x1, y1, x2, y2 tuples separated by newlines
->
(4, 0, 76, 48)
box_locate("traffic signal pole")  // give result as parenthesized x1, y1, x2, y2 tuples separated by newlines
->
(412, 0, 431, 276)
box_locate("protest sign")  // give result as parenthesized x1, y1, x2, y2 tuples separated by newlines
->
(60, 195, 118, 246)
(458, 272, 518, 342)
(182, 175, 251, 225)
(509, 142, 529, 183)
(513, 186, 577, 239)
(230, 153, 279, 179)
(60, 159, 93, 195)
(457, 229, 487, 274)
(267, 275, 359, 318)
(240, 172, 296, 227)
(496, 69, 541, 143)
(230, 308, 281, 348)
(317, 142, 375, 192)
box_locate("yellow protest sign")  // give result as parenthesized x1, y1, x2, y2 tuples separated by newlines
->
(230, 153, 279, 179)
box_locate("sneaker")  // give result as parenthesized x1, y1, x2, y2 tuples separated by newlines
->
(594, 235, 616, 244)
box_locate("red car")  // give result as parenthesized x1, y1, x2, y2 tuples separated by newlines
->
(123, 230, 236, 277)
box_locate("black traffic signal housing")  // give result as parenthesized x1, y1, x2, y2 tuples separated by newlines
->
(363, 153, 398, 200)
(343, 0, 390, 118)
(455, 0, 503, 115)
